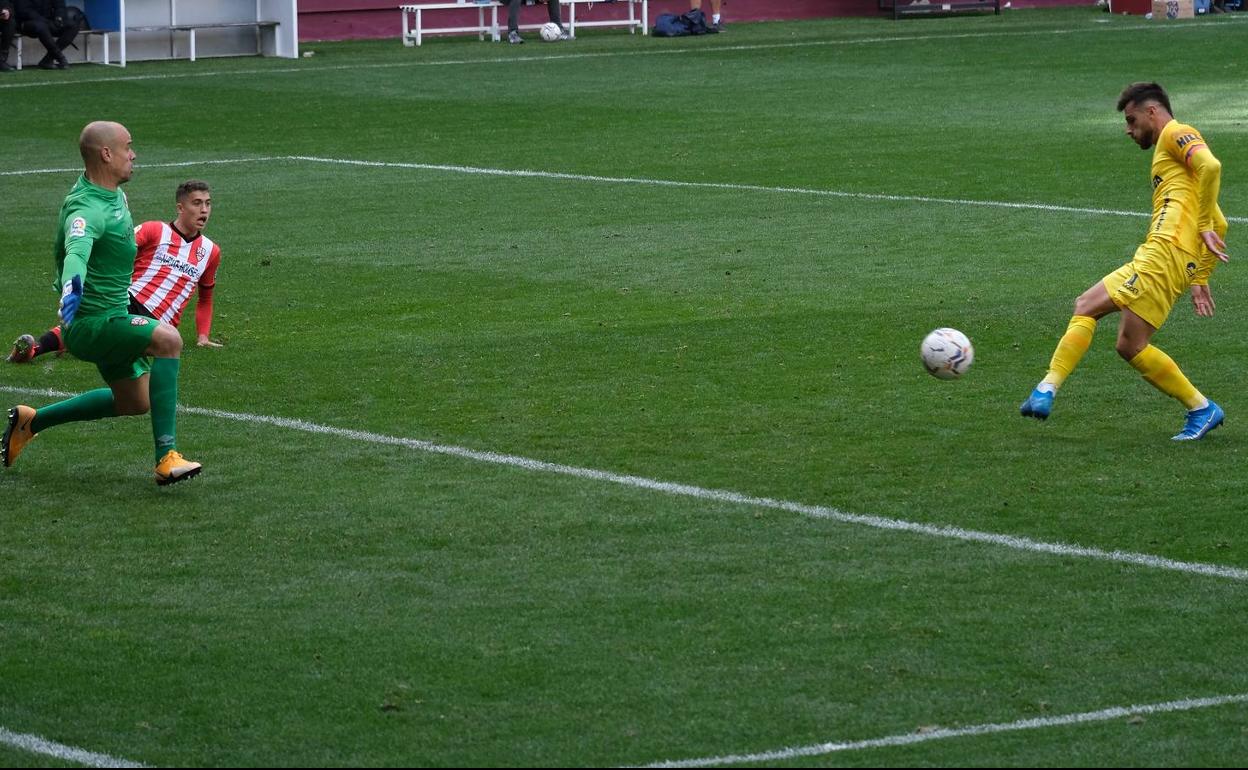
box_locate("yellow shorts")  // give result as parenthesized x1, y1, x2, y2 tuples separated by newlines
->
(1102, 239, 1197, 330)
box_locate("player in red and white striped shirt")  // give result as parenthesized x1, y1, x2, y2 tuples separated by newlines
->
(8, 180, 223, 363)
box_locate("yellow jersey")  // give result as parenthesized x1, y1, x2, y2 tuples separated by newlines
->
(1147, 120, 1226, 283)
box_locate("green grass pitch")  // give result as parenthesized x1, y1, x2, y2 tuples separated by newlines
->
(2, 7, 1247, 766)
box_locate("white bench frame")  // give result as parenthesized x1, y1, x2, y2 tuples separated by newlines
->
(15, 18, 283, 67)
(15, 28, 117, 69)
(563, 0, 647, 37)
(400, 0, 647, 47)
(401, 1, 499, 46)
(127, 20, 280, 62)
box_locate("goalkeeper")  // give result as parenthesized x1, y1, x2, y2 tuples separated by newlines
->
(2, 121, 202, 485)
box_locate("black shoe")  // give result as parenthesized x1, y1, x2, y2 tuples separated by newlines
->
(55, 56, 69, 69)
(37, 53, 57, 69)
(0, 61, 12, 73)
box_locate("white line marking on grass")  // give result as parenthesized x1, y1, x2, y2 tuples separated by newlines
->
(636, 692, 1248, 767)
(4, 154, 1244, 225)
(0, 157, 288, 177)
(0, 18, 1242, 90)
(3, 385, 1247, 583)
(0, 727, 146, 768)
(295, 154, 1248, 224)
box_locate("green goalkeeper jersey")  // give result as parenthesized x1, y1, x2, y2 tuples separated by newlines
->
(54, 175, 137, 319)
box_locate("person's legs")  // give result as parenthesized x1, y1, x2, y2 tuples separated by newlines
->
(706, 0, 723, 28)
(1021, 281, 1117, 420)
(1109, 243, 1219, 436)
(3, 385, 118, 467)
(1119, 310, 1205, 410)
(17, 311, 157, 437)
(508, 0, 521, 33)
(7, 327, 65, 363)
(1041, 315, 1098, 389)
(544, 0, 569, 37)
(30, 388, 119, 432)
(107, 374, 150, 417)
(36, 327, 64, 358)
(1116, 308, 1221, 440)
(2, 313, 203, 479)
(0, 15, 15, 71)
(54, 18, 79, 53)
(20, 18, 60, 66)
(144, 323, 185, 461)
(142, 322, 200, 483)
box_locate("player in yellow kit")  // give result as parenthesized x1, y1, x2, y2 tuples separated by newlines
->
(1020, 82, 1230, 440)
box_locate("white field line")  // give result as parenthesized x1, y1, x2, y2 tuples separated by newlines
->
(636, 693, 1248, 767)
(0, 157, 287, 177)
(0, 17, 1243, 91)
(5, 154, 1243, 225)
(0, 727, 146, 768)
(291, 154, 1248, 225)
(3, 384, 1247, 583)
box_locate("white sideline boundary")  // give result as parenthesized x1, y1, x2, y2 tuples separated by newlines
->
(0, 17, 1243, 91)
(0, 726, 146, 768)
(636, 693, 1248, 767)
(4, 154, 1245, 225)
(3, 385, 1247, 583)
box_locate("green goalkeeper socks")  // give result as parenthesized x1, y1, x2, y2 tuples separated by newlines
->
(27, 359, 182, 462)
(31, 388, 116, 433)
(150, 356, 181, 462)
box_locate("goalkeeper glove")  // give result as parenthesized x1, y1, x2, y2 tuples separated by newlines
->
(59, 275, 83, 327)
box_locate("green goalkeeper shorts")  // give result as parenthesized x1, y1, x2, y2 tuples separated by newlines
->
(64, 313, 158, 384)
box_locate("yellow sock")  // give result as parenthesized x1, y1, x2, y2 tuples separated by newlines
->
(1129, 344, 1207, 410)
(1041, 315, 1097, 390)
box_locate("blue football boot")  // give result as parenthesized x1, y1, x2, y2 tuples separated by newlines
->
(1019, 387, 1054, 421)
(1172, 401, 1224, 441)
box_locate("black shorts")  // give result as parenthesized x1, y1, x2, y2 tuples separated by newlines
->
(128, 294, 157, 320)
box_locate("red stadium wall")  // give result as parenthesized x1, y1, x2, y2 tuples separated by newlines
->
(298, 0, 1088, 42)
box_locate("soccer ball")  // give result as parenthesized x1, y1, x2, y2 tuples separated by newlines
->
(540, 22, 562, 41)
(920, 328, 974, 380)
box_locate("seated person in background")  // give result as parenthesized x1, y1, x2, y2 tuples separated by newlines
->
(0, 2, 15, 72)
(16, 0, 80, 69)
(503, 0, 567, 44)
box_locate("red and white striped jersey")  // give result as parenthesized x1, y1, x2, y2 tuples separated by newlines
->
(129, 221, 221, 327)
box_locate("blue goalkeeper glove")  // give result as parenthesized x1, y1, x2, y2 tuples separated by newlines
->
(58, 275, 83, 327)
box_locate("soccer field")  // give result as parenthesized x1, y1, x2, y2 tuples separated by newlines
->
(2, 7, 1247, 766)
